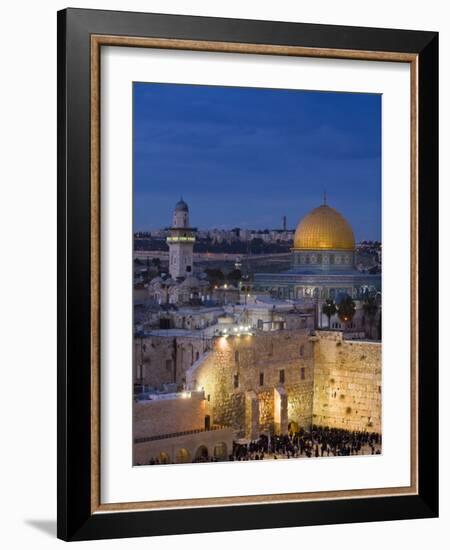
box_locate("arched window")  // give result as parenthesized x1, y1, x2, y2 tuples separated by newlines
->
(299, 344, 304, 357)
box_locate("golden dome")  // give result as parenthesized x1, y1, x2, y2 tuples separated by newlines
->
(293, 204, 355, 250)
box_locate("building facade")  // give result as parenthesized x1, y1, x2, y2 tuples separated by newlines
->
(253, 199, 381, 301)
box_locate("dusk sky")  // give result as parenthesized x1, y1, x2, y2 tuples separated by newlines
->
(133, 82, 381, 241)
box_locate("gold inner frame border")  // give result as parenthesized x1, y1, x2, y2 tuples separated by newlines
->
(90, 35, 419, 514)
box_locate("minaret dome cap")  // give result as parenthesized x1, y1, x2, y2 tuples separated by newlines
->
(174, 198, 189, 212)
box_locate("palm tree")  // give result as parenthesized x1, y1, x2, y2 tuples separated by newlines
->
(337, 295, 356, 330)
(322, 299, 337, 328)
(362, 296, 378, 339)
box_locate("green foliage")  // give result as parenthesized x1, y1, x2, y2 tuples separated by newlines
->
(227, 269, 242, 282)
(322, 299, 337, 327)
(204, 268, 225, 287)
(362, 296, 378, 318)
(362, 296, 379, 338)
(337, 295, 356, 324)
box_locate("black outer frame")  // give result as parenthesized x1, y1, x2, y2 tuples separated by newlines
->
(57, 8, 438, 542)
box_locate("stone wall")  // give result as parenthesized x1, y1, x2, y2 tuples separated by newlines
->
(187, 330, 314, 438)
(133, 426, 234, 466)
(312, 331, 381, 432)
(135, 328, 382, 452)
(186, 329, 381, 437)
(133, 391, 205, 440)
(134, 335, 209, 388)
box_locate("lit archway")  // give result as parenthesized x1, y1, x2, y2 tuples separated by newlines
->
(195, 445, 209, 460)
(175, 448, 191, 464)
(159, 452, 169, 464)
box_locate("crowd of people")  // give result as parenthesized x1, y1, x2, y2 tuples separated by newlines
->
(230, 426, 381, 462)
(142, 426, 381, 466)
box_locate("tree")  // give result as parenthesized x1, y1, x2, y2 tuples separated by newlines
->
(337, 295, 356, 330)
(249, 238, 264, 254)
(204, 268, 225, 287)
(227, 269, 242, 283)
(362, 296, 378, 339)
(322, 299, 337, 328)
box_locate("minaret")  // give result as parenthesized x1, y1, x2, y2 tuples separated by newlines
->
(167, 198, 196, 279)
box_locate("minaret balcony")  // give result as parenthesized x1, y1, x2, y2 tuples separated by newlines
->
(166, 235, 196, 243)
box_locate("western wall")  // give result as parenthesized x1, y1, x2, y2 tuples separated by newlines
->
(311, 331, 382, 433)
(187, 329, 381, 438)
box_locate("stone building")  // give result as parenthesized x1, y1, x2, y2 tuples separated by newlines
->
(231, 297, 315, 332)
(147, 274, 211, 305)
(146, 198, 214, 306)
(133, 304, 316, 390)
(253, 197, 381, 302)
(134, 332, 213, 389)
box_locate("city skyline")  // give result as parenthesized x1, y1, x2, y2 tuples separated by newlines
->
(134, 218, 382, 240)
(134, 82, 381, 240)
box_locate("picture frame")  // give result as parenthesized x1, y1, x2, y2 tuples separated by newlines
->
(57, 7, 438, 541)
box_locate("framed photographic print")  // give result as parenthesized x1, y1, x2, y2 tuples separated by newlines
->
(57, 8, 438, 541)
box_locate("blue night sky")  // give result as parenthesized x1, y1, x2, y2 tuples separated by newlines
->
(133, 82, 381, 241)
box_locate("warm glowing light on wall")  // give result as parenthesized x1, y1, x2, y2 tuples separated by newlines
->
(218, 336, 229, 350)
